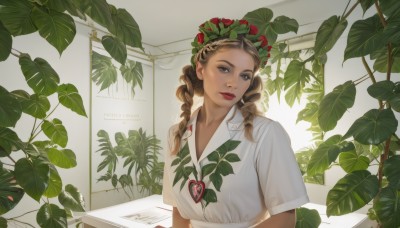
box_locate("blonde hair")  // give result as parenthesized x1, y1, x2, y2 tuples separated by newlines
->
(172, 38, 263, 154)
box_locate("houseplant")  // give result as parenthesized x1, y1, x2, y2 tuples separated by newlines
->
(0, 0, 143, 227)
(248, 1, 399, 227)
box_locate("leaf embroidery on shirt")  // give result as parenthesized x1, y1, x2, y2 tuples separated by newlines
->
(171, 139, 241, 208)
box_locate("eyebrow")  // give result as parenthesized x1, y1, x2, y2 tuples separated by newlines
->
(217, 60, 254, 74)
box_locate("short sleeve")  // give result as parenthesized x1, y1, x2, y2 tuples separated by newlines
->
(162, 125, 177, 206)
(256, 121, 309, 215)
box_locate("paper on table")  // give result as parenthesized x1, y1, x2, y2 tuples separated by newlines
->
(123, 206, 172, 225)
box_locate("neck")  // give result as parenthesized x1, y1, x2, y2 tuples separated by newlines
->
(197, 105, 232, 126)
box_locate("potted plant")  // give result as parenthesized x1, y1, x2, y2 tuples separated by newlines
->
(0, 0, 143, 227)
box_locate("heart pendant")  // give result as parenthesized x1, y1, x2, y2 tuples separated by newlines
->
(188, 180, 205, 203)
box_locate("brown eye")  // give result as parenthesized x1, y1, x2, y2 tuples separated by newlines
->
(218, 66, 230, 73)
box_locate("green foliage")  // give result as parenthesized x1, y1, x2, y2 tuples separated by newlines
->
(0, 0, 143, 227)
(295, 207, 321, 228)
(95, 128, 164, 198)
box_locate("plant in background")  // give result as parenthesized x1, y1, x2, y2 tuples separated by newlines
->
(250, 1, 400, 227)
(96, 128, 164, 199)
(0, 0, 142, 227)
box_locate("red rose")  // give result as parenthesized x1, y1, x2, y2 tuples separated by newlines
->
(210, 17, 220, 26)
(249, 24, 258, 35)
(221, 18, 234, 26)
(197, 33, 204, 44)
(239, 19, 248, 25)
(258, 35, 268, 48)
(200, 22, 205, 28)
(267, 45, 272, 52)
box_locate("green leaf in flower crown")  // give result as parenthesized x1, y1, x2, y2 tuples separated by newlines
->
(339, 150, 370, 173)
(0, 167, 24, 215)
(31, 7, 76, 55)
(36, 203, 67, 228)
(58, 184, 85, 212)
(343, 108, 398, 145)
(318, 81, 356, 131)
(43, 166, 62, 198)
(0, 127, 23, 157)
(0, 21, 11, 61)
(314, 15, 348, 57)
(42, 118, 68, 148)
(101, 35, 127, 65)
(383, 155, 400, 189)
(47, 148, 76, 169)
(373, 186, 400, 228)
(307, 135, 343, 176)
(0, 86, 22, 128)
(80, 0, 113, 29)
(327, 170, 378, 216)
(19, 54, 60, 96)
(295, 207, 321, 228)
(91, 51, 117, 91)
(284, 60, 312, 107)
(344, 15, 387, 62)
(120, 60, 144, 97)
(15, 158, 50, 202)
(0, 0, 36, 36)
(367, 80, 396, 100)
(108, 6, 143, 50)
(12, 91, 50, 119)
(57, 83, 87, 117)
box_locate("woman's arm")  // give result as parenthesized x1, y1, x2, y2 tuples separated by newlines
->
(255, 209, 296, 228)
(172, 207, 191, 228)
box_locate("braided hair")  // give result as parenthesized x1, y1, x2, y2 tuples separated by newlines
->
(171, 38, 263, 155)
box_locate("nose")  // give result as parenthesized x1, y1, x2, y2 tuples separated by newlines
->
(226, 75, 239, 89)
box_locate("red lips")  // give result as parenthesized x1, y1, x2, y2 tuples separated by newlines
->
(220, 92, 236, 100)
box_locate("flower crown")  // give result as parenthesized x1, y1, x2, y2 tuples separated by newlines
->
(191, 17, 272, 69)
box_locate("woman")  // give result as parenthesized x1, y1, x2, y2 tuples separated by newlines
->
(162, 17, 309, 228)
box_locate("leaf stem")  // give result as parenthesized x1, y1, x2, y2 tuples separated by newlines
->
(30, 102, 61, 143)
(378, 137, 391, 189)
(361, 56, 383, 109)
(7, 219, 36, 228)
(374, 0, 387, 27)
(8, 209, 38, 219)
(342, 0, 359, 21)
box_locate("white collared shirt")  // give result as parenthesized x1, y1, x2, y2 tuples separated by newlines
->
(162, 106, 309, 228)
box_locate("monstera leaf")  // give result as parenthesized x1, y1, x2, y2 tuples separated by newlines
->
(0, 86, 22, 128)
(295, 207, 321, 228)
(42, 118, 68, 148)
(373, 186, 400, 228)
(284, 60, 312, 107)
(43, 166, 62, 198)
(45, 0, 86, 20)
(314, 15, 348, 57)
(120, 59, 144, 97)
(47, 148, 77, 169)
(0, 21, 12, 61)
(0, 127, 23, 156)
(0, 167, 24, 215)
(102, 35, 127, 65)
(383, 155, 400, 189)
(0, 0, 37, 36)
(11, 90, 50, 119)
(58, 184, 85, 212)
(57, 83, 87, 117)
(79, 0, 113, 29)
(91, 51, 117, 91)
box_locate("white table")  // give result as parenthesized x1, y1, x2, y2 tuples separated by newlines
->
(81, 195, 369, 228)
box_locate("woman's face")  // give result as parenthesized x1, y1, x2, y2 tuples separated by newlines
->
(196, 48, 255, 110)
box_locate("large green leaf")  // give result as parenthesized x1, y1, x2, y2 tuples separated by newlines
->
(31, 7, 76, 55)
(80, 0, 113, 29)
(91, 51, 117, 91)
(318, 81, 356, 131)
(297, 102, 319, 123)
(42, 118, 68, 148)
(373, 187, 400, 228)
(344, 14, 386, 61)
(269, 15, 298, 34)
(57, 83, 87, 117)
(12, 91, 50, 119)
(243, 8, 276, 43)
(47, 148, 76, 169)
(326, 170, 379, 216)
(0, 167, 24, 215)
(367, 80, 396, 100)
(36, 203, 67, 228)
(58, 184, 85, 212)
(0, 127, 23, 156)
(0, 0, 36, 36)
(45, 0, 86, 20)
(19, 54, 60, 96)
(295, 207, 321, 228)
(43, 166, 62, 198)
(307, 135, 343, 176)
(0, 21, 12, 61)
(108, 6, 143, 49)
(385, 17, 400, 45)
(373, 49, 400, 73)
(101, 35, 127, 65)
(390, 94, 400, 112)
(0, 86, 22, 127)
(383, 155, 400, 189)
(314, 15, 348, 57)
(343, 108, 398, 144)
(339, 150, 370, 173)
(379, 0, 400, 17)
(14, 158, 50, 202)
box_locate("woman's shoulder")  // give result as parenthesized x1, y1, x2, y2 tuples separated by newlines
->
(252, 115, 288, 136)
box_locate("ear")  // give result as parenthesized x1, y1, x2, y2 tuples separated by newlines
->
(195, 62, 204, 80)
